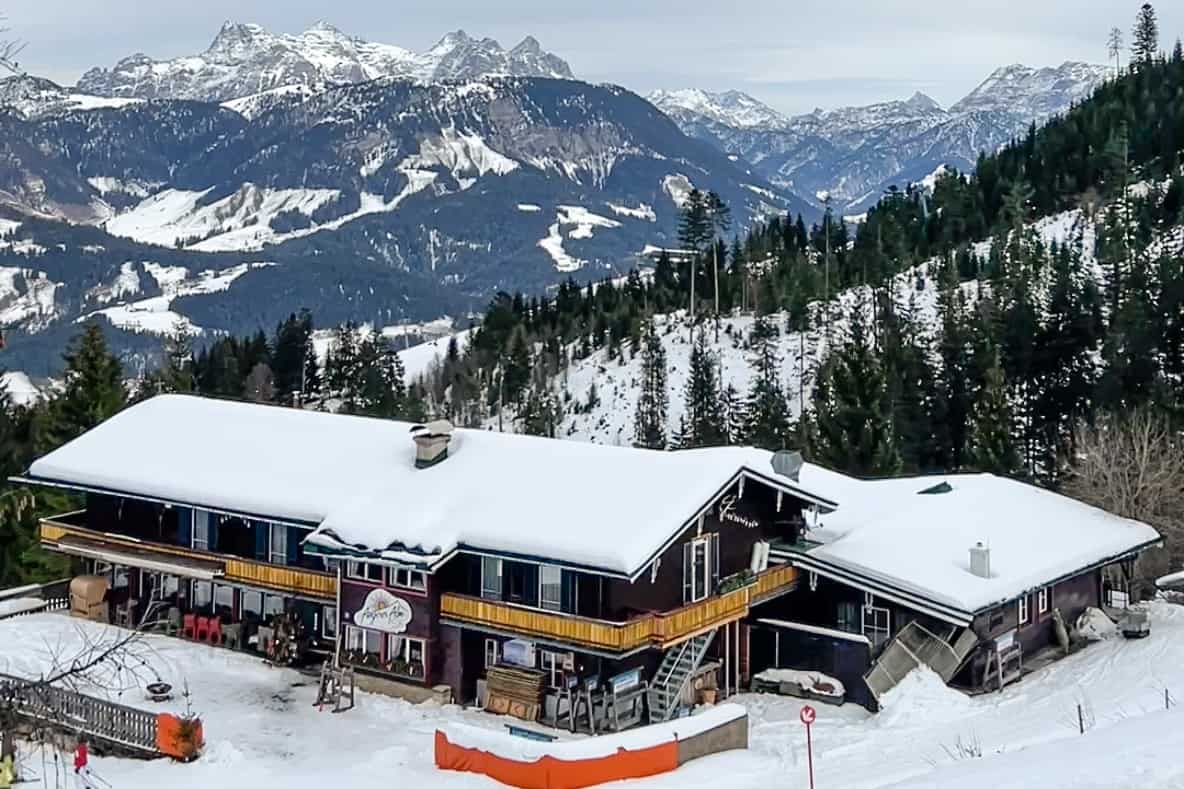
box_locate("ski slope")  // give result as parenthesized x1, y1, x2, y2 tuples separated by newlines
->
(1, 603, 1184, 788)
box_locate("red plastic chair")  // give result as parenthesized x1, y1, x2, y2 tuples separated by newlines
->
(207, 616, 223, 646)
(194, 616, 211, 642)
(182, 614, 197, 640)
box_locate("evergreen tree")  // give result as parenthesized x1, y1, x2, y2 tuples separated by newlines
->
(156, 324, 195, 394)
(519, 387, 559, 438)
(633, 321, 669, 449)
(325, 323, 362, 411)
(743, 317, 793, 450)
(968, 350, 1020, 475)
(1132, 3, 1159, 66)
(676, 331, 728, 448)
(502, 328, 532, 405)
(810, 297, 900, 476)
(934, 259, 975, 470)
(47, 324, 127, 448)
(272, 310, 315, 404)
(721, 383, 745, 446)
(880, 288, 941, 472)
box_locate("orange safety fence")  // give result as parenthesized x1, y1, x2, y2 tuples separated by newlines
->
(434, 730, 679, 789)
(156, 714, 204, 761)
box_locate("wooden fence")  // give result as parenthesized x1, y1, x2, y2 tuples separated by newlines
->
(0, 672, 202, 759)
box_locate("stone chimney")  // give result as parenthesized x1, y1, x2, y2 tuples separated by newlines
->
(410, 420, 454, 469)
(969, 542, 991, 579)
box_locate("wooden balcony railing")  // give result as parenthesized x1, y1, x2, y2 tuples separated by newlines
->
(440, 564, 798, 654)
(40, 516, 336, 600)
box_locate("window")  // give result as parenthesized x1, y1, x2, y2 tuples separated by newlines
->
(346, 561, 383, 583)
(481, 557, 503, 600)
(269, 524, 288, 566)
(192, 510, 210, 551)
(112, 567, 129, 589)
(1018, 596, 1030, 625)
(387, 635, 426, 679)
(346, 626, 381, 656)
(1038, 587, 1050, 615)
(213, 584, 235, 618)
(1106, 587, 1130, 609)
(538, 650, 573, 690)
(242, 590, 263, 618)
(836, 602, 859, 633)
(322, 605, 338, 639)
(263, 594, 285, 619)
(862, 604, 891, 650)
(484, 639, 501, 669)
(389, 566, 428, 592)
(687, 537, 711, 603)
(539, 565, 562, 612)
(192, 580, 212, 611)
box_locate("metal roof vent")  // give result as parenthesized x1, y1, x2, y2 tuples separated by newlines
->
(771, 450, 804, 481)
(969, 542, 992, 579)
(918, 481, 953, 495)
(410, 420, 454, 469)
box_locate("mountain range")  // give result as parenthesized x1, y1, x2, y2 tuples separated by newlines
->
(649, 62, 1111, 213)
(0, 20, 1114, 375)
(76, 21, 574, 103)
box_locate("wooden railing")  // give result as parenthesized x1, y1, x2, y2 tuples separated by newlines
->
(40, 517, 336, 600)
(440, 565, 798, 653)
(0, 671, 159, 753)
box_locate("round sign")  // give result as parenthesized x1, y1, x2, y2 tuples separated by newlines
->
(800, 705, 817, 725)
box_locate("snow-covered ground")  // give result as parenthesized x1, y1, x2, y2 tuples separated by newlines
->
(2, 603, 1184, 788)
(1, 371, 43, 406)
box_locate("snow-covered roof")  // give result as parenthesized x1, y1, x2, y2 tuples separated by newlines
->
(22, 395, 835, 578)
(787, 464, 1161, 616)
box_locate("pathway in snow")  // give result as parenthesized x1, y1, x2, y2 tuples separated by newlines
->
(2, 604, 1184, 788)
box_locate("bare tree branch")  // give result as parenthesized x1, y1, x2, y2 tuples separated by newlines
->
(1064, 408, 1183, 589)
(0, 12, 27, 76)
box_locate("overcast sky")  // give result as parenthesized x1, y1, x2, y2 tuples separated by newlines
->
(4, 1, 1181, 114)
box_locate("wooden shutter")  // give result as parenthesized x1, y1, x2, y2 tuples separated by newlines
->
(682, 543, 693, 603)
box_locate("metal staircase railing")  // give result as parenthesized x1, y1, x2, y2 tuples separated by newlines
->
(647, 629, 717, 723)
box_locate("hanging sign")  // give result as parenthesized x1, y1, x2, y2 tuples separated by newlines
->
(354, 588, 412, 634)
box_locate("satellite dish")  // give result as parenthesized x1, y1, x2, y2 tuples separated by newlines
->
(771, 450, 804, 482)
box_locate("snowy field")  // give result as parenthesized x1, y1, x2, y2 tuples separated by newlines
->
(2, 604, 1184, 788)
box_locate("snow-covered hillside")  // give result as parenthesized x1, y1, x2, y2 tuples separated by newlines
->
(76, 21, 574, 104)
(4, 602, 1184, 788)
(511, 203, 1139, 446)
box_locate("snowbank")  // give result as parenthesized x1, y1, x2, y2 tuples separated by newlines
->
(439, 704, 745, 763)
(1074, 608, 1116, 642)
(753, 669, 844, 698)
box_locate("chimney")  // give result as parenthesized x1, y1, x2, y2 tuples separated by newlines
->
(410, 420, 454, 469)
(969, 542, 991, 579)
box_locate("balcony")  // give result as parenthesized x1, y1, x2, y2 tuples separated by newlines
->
(40, 514, 336, 600)
(440, 564, 798, 654)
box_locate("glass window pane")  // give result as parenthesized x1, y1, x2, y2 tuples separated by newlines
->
(323, 605, 337, 637)
(540, 565, 562, 612)
(481, 557, 502, 600)
(193, 581, 212, 610)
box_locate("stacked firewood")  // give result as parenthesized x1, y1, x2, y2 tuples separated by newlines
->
(485, 665, 546, 721)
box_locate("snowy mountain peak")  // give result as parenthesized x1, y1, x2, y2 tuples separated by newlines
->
(76, 21, 575, 103)
(905, 91, 942, 111)
(950, 61, 1109, 116)
(648, 88, 790, 131)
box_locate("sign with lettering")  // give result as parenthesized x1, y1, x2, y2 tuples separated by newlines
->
(718, 494, 761, 529)
(609, 667, 642, 694)
(354, 588, 412, 634)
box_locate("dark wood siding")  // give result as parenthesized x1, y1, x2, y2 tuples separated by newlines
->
(603, 479, 805, 618)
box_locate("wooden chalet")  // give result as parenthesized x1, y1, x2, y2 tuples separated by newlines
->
(15, 395, 1160, 720)
(15, 395, 836, 724)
